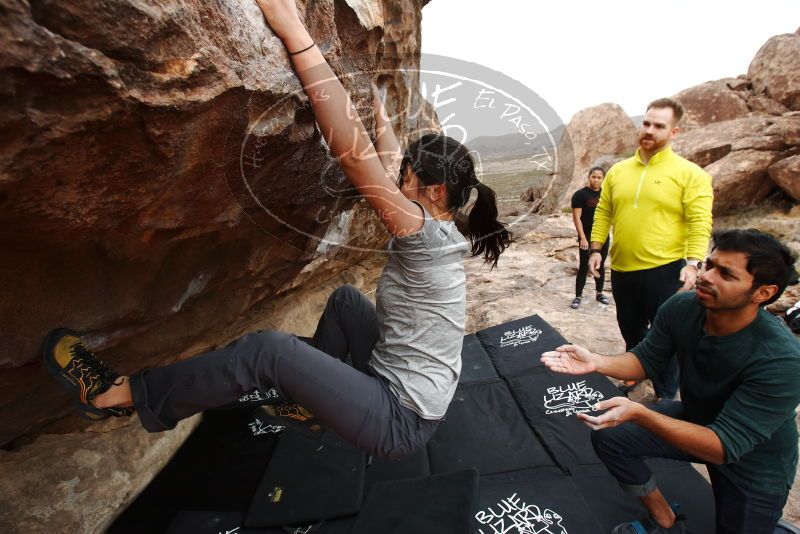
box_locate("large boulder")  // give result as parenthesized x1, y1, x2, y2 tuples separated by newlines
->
(0, 0, 432, 443)
(671, 113, 800, 213)
(704, 149, 784, 213)
(673, 78, 751, 131)
(748, 94, 791, 115)
(0, 0, 432, 531)
(534, 103, 637, 213)
(769, 154, 800, 201)
(748, 33, 800, 111)
(672, 114, 800, 167)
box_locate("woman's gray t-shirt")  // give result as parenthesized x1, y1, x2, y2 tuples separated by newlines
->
(369, 205, 468, 420)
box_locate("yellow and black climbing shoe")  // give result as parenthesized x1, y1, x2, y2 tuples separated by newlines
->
(42, 328, 134, 421)
(258, 402, 323, 437)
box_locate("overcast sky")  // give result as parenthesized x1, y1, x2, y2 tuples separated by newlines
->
(421, 1, 800, 123)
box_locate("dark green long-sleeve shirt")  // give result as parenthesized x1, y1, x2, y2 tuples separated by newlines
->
(631, 291, 800, 495)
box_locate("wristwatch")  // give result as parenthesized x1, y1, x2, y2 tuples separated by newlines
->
(687, 258, 703, 270)
(589, 249, 603, 255)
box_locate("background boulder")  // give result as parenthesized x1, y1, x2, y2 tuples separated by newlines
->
(532, 103, 637, 213)
(671, 113, 800, 212)
(703, 149, 784, 212)
(748, 32, 800, 111)
(673, 78, 751, 131)
(769, 154, 800, 201)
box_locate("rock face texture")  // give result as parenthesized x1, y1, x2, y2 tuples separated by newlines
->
(1, 0, 430, 439)
(669, 31, 800, 213)
(748, 32, 800, 111)
(0, 415, 201, 533)
(673, 78, 751, 131)
(1, 0, 432, 531)
(532, 103, 637, 213)
(671, 114, 800, 210)
(770, 155, 800, 201)
(535, 32, 800, 214)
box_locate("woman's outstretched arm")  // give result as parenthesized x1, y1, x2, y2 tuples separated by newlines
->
(372, 86, 403, 178)
(255, 0, 422, 236)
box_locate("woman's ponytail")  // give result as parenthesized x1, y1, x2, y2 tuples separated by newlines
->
(466, 182, 512, 269)
(401, 134, 512, 268)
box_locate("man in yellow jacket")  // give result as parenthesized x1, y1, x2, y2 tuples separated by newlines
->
(589, 98, 713, 401)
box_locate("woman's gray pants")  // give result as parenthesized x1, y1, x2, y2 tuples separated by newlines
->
(129, 285, 439, 459)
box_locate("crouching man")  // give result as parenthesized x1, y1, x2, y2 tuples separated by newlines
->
(542, 229, 800, 534)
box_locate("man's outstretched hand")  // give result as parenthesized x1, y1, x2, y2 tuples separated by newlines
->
(678, 264, 699, 292)
(588, 252, 602, 278)
(577, 396, 640, 430)
(540, 344, 598, 375)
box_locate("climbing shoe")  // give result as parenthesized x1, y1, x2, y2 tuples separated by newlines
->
(258, 402, 322, 437)
(42, 328, 134, 421)
(571, 297, 582, 309)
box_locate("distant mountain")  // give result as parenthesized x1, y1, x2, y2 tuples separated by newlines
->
(464, 115, 640, 163)
(466, 126, 565, 161)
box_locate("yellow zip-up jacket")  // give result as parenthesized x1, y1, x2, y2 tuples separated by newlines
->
(590, 146, 713, 272)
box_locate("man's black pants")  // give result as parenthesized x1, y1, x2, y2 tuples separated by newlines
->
(128, 285, 439, 459)
(610, 259, 684, 399)
(591, 400, 789, 534)
(576, 240, 609, 297)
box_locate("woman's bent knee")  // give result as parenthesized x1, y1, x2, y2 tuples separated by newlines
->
(234, 330, 296, 366)
(330, 284, 362, 305)
(373, 440, 417, 461)
(252, 330, 293, 347)
(590, 427, 615, 454)
(373, 417, 439, 460)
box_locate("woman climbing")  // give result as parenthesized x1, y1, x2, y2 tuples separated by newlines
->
(43, 0, 511, 460)
(570, 166, 609, 309)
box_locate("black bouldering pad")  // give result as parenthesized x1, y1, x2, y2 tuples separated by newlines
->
(459, 333, 499, 383)
(572, 460, 715, 534)
(475, 468, 605, 533)
(108, 408, 281, 534)
(166, 510, 356, 534)
(165, 511, 244, 534)
(111, 313, 717, 533)
(352, 469, 479, 534)
(506, 366, 624, 469)
(476, 314, 568, 376)
(427, 378, 554, 475)
(364, 445, 430, 492)
(245, 429, 365, 528)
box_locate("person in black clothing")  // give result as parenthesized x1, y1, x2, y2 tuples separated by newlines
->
(571, 166, 609, 309)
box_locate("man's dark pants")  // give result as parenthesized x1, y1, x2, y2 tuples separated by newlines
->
(591, 400, 789, 533)
(577, 240, 610, 297)
(610, 259, 684, 399)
